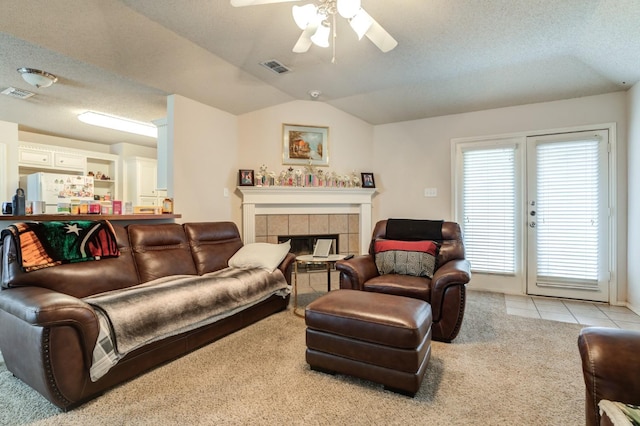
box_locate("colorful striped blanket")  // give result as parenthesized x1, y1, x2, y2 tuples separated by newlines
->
(2, 220, 120, 272)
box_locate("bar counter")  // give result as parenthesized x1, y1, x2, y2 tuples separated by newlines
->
(0, 213, 181, 222)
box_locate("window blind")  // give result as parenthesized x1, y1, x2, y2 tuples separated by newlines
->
(535, 139, 599, 284)
(462, 147, 516, 274)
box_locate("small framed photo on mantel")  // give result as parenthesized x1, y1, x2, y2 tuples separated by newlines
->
(239, 169, 255, 186)
(361, 172, 375, 188)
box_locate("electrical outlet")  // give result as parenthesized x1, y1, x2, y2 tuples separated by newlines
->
(424, 187, 438, 197)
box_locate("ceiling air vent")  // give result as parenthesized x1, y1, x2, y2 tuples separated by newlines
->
(1, 87, 35, 99)
(260, 59, 291, 74)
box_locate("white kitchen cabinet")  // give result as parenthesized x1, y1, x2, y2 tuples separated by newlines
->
(18, 146, 53, 168)
(54, 152, 86, 171)
(20, 146, 86, 172)
(125, 157, 158, 205)
(17, 143, 120, 200)
(139, 196, 159, 206)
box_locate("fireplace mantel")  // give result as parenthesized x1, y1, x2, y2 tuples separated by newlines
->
(238, 187, 376, 254)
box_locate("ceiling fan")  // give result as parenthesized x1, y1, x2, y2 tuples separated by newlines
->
(230, 0, 397, 59)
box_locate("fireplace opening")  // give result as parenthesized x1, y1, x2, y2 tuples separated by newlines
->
(279, 234, 339, 271)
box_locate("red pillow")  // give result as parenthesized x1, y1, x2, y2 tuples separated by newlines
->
(374, 239, 439, 279)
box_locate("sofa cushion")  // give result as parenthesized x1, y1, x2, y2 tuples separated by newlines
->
(128, 223, 197, 282)
(364, 274, 431, 301)
(374, 239, 438, 279)
(229, 240, 291, 272)
(184, 222, 244, 275)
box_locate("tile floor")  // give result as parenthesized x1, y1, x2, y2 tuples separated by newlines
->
(294, 268, 640, 331)
(505, 294, 640, 330)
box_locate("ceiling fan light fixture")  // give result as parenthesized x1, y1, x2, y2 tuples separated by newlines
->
(292, 4, 317, 29)
(78, 111, 158, 138)
(349, 8, 373, 39)
(336, 0, 360, 18)
(17, 67, 58, 88)
(311, 22, 331, 47)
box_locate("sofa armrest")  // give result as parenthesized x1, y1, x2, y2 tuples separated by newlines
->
(0, 286, 99, 365)
(578, 327, 640, 426)
(336, 255, 380, 290)
(277, 252, 296, 285)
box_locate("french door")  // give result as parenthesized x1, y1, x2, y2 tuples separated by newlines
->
(457, 128, 611, 302)
(526, 130, 610, 301)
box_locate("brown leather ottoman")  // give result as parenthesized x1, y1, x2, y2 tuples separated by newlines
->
(305, 289, 432, 396)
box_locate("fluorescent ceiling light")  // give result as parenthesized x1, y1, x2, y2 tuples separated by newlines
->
(78, 111, 158, 138)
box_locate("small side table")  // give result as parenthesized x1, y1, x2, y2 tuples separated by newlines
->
(293, 254, 346, 317)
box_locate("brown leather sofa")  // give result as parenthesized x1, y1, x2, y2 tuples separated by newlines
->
(578, 326, 640, 426)
(336, 219, 470, 342)
(0, 221, 294, 410)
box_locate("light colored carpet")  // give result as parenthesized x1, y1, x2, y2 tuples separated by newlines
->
(0, 290, 586, 425)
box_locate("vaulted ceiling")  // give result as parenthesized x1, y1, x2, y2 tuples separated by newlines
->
(0, 0, 638, 148)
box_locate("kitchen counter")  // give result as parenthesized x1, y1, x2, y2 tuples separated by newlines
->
(0, 213, 181, 222)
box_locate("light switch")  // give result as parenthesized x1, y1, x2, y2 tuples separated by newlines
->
(424, 187, 438, 197)
(223, 188, 229, 197)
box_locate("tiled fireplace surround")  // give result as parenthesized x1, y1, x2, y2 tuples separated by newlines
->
(238, 187, 376, 288)
(254, 213, 360, 254)
(238, 187, 376, 254)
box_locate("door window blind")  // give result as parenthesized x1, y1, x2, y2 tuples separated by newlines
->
(462, 147, 516, 274)
(535, 139, 599, 283)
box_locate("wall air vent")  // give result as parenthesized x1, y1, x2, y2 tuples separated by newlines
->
(260, 59, 291, 74)
(1, 87, 35, 99)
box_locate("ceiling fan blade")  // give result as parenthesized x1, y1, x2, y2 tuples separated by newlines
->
(231, 0, 300, 7)
(363, 13, 398, 53)
(292, 23, 317, 53)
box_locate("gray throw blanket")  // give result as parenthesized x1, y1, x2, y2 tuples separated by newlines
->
(85, 267, 289, 357)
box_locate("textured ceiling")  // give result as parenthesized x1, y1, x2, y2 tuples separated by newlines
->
(0, 0, 638, 148)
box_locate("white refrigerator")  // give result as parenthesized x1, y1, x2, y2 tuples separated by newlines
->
(25, 172, 95, 213)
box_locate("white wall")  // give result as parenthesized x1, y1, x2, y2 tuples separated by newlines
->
(627, 83, 640, 313)
(110, 142, 157, 159)
(168, 94, 238, 223)
(0, 120, 18, 202)
(374, 92, 628, 299)
(235, 100, 374, 226)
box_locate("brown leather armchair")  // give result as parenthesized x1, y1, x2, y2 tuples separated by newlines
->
(336, 219, 471, 342)
(578, 327, 640, 426)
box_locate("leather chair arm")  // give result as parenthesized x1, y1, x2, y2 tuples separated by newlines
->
(430, 259, 471, 317)
(432, 259, 471, 291)
(0, 286, 99, 365)
(578, 327, 640, 426)
(336, 255, 379, 290)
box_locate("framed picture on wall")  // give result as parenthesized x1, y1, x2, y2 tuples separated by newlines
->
(361, 172, 375, 188)
(239, 169, 255, 186)
(282, 123, 329, 166)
